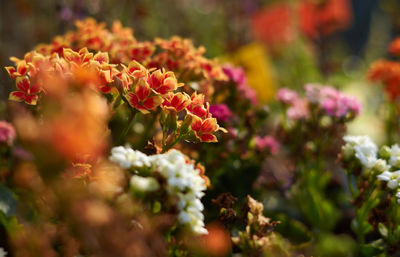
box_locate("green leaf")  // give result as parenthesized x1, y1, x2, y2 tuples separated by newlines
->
(378, 223, 388, 238)
(360, 241, 384, 256)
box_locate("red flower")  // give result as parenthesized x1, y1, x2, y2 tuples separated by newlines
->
(9, 76, 41, 105)
(186, 92, 209, 118)
(5, 60, 30, 79)
(191, 115, 225, 143)
(126, 79, 163, 114)
(123, 60, 148, 80)
(147, 70, 181, 95)
(161, 92, 191, 112)
(389, 38, 400, 56)
(63, 48, 93, 67)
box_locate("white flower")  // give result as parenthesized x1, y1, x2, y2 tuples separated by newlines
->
(396, 189, 400, 204)
(109, 146, 151, 169)
(377, 171, 400, 189)
(373, 159, 391, 173)
(0, 248, 7, 257)
(343, 135, 378, 168)
(130, 175, 159, 192)
(110, 147, 208, 235)
(389, 144, 400, 168)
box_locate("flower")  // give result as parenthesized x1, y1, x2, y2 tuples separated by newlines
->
(147, 70, 181, 95)
(254, 136, 280, 154)
(222, 65, 258, 105)
(151, 150, 208, 234)
(110, 148, 208, 234)
(343, 135, 378, 168)
(191, 116, 224, 143)
(126, 79, 163, 114)
(373, 159, 391, 173)
(109, 146, 151, 169)
(0, 121, 16, 146)
(305, 84, 361, 118)
(130, 175, 160, 192)
(377, 171, 400, 189)
(0, 247, 7, 257)
(209, 104, 232, 123)
(277, 88, 298, 104)
(389, 144, 400, 168)
(9, 76, 41, 105)
(287, 98, 310, 120)
(161, 92, 191, 112)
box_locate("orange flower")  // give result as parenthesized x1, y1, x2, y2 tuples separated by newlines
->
(63, 48, 93, 67)
(147, 70, 182, 95)
(9, 76, 41, 105)
(161, 92, 191, 112)
(368, 60, 400, 100)
(389, 38, 400, 56)
(123, 60, 148, 80)
(186, 92, 209, 118)
(5, 60, 30, 79)
(191, 115, 224, 143)
(126, 79, 163, 114)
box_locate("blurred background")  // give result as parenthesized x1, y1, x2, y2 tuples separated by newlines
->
(1, 0, 400, 141)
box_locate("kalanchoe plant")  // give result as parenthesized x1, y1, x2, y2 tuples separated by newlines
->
(269, 84, 362, 233)
(110, 146, 209, 235)
(341, 135, 400, 256)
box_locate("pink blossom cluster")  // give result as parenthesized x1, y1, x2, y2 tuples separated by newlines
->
(222, 65, 258, 105)
(209, 104, 232, 122)
(0, 121, 16, 146)
(254, 136, 280, 154)
(277, 84, 361, 120)
(305, 84, 361, 117)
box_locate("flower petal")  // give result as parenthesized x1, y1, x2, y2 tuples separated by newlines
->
(16, 76, 30, 92)
(25, 95, 38, 105)
(199, 133, 217, 143)
(9, 91, 26, 102)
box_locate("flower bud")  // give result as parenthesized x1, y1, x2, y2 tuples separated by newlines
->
(130, 175, 159, 193)
(179, 115, 193, 136)
(373, 159, 390, 173)
(379, 145, 392, 160)
(341, 144, 355, 161)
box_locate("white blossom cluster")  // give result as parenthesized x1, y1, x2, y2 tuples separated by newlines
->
(342, 135, 378, 168)
(342, 136, 400, 203)
(109, 146, 151, 169)
(109, 146, 208, 234)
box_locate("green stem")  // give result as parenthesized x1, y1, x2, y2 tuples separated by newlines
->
(118, 109, 138, 144)
(140, 110, 160, 147)
(161, 134, 182, 153)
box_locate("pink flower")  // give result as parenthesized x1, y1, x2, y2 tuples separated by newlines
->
(287, 99, 310, 120)
(305, 83, 361, 118)
(222, 64, 258, 105)
(209, 104, 232, 122)
(0, 121, 16, 145)
(277, 88, 298, 104)
(255, 136, 280, 154)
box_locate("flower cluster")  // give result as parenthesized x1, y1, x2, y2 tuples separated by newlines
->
(109, 146, 208, 234)
(0, 121, 16, 146)
(33, 18, 227, 97)
(5, 48, 119, 104)
(368, 37, 400, 101)
(222, 65, 258, 105)
(5, 47, 225, 144)
(277, 84, 361, 120)
(342, 135, 400, 202)
(254, 135, 280, 155)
